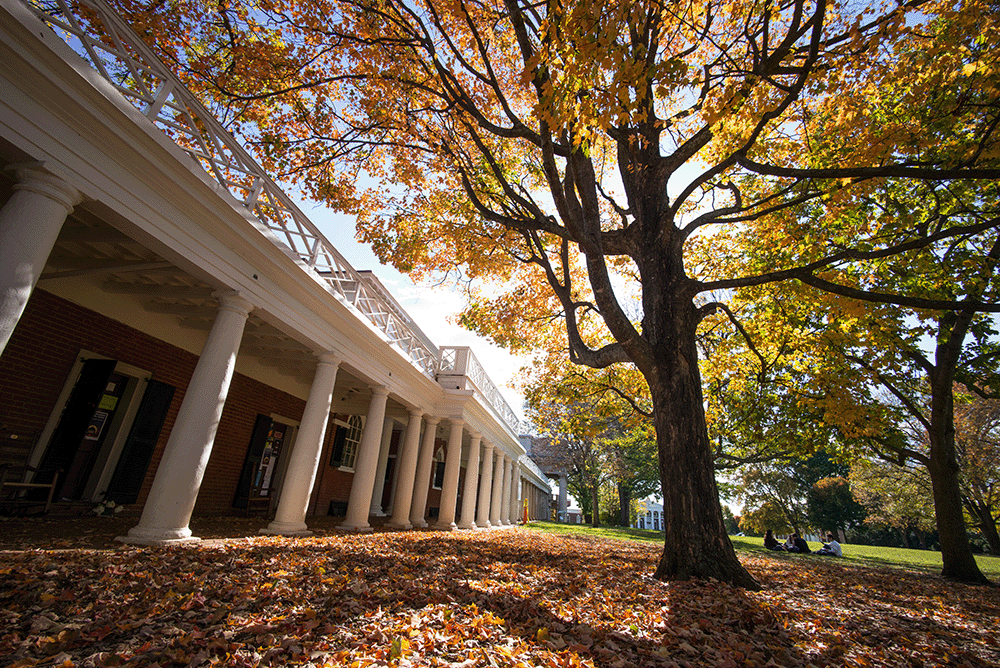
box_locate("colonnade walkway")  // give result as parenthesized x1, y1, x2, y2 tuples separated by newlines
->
(0, 0, 552, 541)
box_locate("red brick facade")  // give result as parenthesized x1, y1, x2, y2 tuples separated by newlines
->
(0, 289, 365, 516)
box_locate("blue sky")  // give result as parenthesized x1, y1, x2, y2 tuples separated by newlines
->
(295, 199, 529, 421)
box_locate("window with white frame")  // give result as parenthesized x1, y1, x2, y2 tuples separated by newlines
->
(432, 447, 446, 489)
(340, 415, 363, 469)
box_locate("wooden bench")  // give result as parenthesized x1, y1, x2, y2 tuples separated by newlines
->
(0, 464, 62, 515)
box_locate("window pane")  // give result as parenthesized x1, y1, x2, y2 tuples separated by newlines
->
(341, 416, 363, 469)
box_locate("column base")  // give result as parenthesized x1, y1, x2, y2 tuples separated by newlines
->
(411, 519, 428, 529)
(260, 521, 313, 536)
(339, 522, 373, 533)
(457, 521, 477, 530)
(117, 524, 200, 545)
(386, 520, 412, 530)
(433, 521, 458, 531)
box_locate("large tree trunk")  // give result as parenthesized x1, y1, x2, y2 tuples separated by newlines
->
(925, 453, 980, 580)
(618, 483, 631, 527)
(927, 351, 991, 584)
(645, 296, 759, 589)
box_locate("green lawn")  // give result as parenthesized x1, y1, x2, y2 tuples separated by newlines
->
(527, 521, 1000, 578)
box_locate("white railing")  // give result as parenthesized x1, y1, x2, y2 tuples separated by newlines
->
(518, 454, 549, 490)
(23, 0, 438, 375)
(438, 347, 522, 435)
(18, 0, 523, 434)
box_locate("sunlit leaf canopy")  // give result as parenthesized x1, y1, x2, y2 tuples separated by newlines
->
(94, 0, 991, 441)
(110, 0, 999, 373)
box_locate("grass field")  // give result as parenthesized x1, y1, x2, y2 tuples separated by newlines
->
(527, 520, 1000, 578)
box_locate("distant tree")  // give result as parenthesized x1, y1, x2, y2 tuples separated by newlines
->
(598, 482, 620, 526)
(851, 458, 937, 549)
(598, 427, 660, 527)
(739, 463, 810, 536)
(565, 437, 604, 528)
(721, 505, 741, 535)
(740, 500, 793, 536)
(808, 477, 866, 537)
(738, 452, 846, 536)
(954, 397, 1000, 554)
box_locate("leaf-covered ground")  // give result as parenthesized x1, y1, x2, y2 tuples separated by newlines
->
(1, 518, 998, 667)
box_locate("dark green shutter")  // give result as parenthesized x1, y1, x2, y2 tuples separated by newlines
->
(105, 380, 175, 504)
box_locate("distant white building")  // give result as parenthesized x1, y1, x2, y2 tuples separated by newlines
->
(634, 500, 664, 531)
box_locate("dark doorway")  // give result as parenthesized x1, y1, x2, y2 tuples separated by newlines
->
(39, 358, 116, 499)
(234, 414, 291, 515)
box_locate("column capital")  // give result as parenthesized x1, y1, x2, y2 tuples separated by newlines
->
(213, 290, 254, 317)
(448, 416, 465, 427)
(371, 385, 390, 398)
(469, 431, 482, 441)
(407, 407, 424, 418)
(424, 415, 442, 426)
(8, 163, 82, 213)
(315, 351, 342, 366)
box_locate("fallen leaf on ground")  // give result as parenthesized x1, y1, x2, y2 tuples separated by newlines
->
(0, 524, 997, 667)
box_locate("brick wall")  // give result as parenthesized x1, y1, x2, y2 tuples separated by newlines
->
(0, 289, 317, 516)
(0, 289, 194, 475)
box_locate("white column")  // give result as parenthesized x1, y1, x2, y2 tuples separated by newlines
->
(263, 353, 340, 535)
(409, 417, 440, 528)
(489, 451, 504, 527)
(388, 409, 423, 529)
(434, 418, 465, 530)
(122, 292, 253, 543)
(458, 432, 482, 529)
(0, 164, 82, 354)
(510, 461, 522, 523)
(501, 456, 513, 525)
(559, 474, 568, 522)
(476, 441, 494, 528)
(369, 415, 395, 516)
(341, 386, 390, 532)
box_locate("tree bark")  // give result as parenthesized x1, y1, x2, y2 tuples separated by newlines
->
(618, 483, 631, 527)
(968, 500, 1000, 556)
(642, 284, 759, 589)
(927, 318, 991, 584)
(591, 484, 601, 528)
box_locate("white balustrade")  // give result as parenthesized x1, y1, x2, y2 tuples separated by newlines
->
(23, 0, 437, 375)
(20, 0, 522, 436)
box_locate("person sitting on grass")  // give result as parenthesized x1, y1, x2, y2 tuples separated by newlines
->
(816, 533, 843, 557)
(764, 529, 785, 551)
(785, 533, 811, 553)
